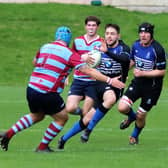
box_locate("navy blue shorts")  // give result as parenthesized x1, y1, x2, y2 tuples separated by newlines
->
(26, 87, 65, 115)
(124, 78, 163, 111)
(68, 79, 97, 100)
(93, 81, 122, 108)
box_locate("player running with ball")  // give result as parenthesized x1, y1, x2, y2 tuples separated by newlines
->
(0, 26, 124, 152)
(57, 23, 130, 149)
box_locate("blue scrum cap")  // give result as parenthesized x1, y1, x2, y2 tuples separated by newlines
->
(55, 26, 72, 46)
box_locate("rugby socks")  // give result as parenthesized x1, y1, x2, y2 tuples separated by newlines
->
(127, 108, 136, 121)
(87, 104, 109, 131)
(38, 121, 63, 150)
(62, 119, 86, 142)
(131, 124, 143, 139)
(6, 114, 33, 139)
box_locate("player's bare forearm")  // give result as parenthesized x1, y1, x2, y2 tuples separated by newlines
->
(79, 65, 125, 89)
(133, 68, 166, 78)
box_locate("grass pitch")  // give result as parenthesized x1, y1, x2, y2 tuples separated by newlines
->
(0, 3, 168, 168)
(0, 86, 168, 168)
(0, 3, 168, 85)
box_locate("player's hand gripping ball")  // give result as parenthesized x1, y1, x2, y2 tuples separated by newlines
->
(87, 50, 101, 68)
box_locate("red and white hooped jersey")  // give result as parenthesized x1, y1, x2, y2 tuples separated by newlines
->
(72, 35, 103, 81)
(28, 41, 85, 93)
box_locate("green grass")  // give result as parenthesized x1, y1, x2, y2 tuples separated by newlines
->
(0, 86, 168, 168)
(0, 3, 168, 168)
(0, 3, 168, 85)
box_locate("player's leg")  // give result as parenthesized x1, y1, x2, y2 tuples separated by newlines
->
(66, 95, 83, 115)
(57, 82, 97, 149)
(81, 81, 97, 117)
(66, 79, 84, 115)
(118, 83, 139, 129)
(130, 85, 162, 145)
(37, 108, 68, 152)
(57, 107, 96, 150)
(57, 118, 87, 150)
(129, 87, 162, 145)
(118, 96, 137, 129)
(81, 89, 116, 143)
(82, 96, 94, 116)
(129, 107, 147, 145)
(36, 93, 67, 152)
(0, 87, 45, 151)
(0, 113, 44, 151)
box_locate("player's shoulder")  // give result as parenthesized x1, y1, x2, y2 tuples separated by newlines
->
(131, 40, 140, 48)
(74, 35, 85, 40)
(119, 40, 130, 48)
(151, 40, 165, 56)
(133, 39, 140, 45)
(40, 41, 52, 50)
(119, 40, 130, 52)
(68, 47, 79, 56)
(73, 35, 85, 44)
(151, 40, 164, 49)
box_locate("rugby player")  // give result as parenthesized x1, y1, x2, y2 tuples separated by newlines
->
(118, 22, 166, 145)
(66, 16, 105, 117)
(0, 26, 124, 152)
(57, 23, 130, 149)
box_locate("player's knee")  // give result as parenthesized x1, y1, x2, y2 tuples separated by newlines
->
(118, 102, 129, 114)
(83, 115, 91, 125)
(136, 107, 147, 121)
(105, 99, 116, 108)
(66, 104, 78, 114)
(30, 113, 45, 123)
(136, 112, 146, 121)
(118, 96, 132, 114)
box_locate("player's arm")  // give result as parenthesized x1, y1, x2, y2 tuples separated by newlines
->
(106, 43, 130, 64)
(71, 41, 77, 52)
(129, 59, 135, 69)
(64, 76, 69, 86)
(99, 38, 108, 53)
(69, 51, 125, 89)
(32, 50, 40, 66)
(105, 51, 130, 64)
(133, 69, 166, 78)
(79, 64, 125, 89)
(134, 42, 166, 78)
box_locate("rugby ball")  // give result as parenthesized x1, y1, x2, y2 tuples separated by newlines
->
(87, 50, 101, 68)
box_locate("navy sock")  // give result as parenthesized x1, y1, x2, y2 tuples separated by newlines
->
(127, 108, 136, 121)
(72, 107, 82, 115)
(87, 105, 109, 131)
(62, 120, 86, 142)
(131, 124, 143, 139)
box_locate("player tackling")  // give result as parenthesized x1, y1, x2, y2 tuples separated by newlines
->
(0, 26, 124, 152)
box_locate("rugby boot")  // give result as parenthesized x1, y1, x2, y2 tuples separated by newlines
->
(0, 132, 10, 151)
(120, 118, 133, 130)
(35, 146, 54, 153)
(57, 136, 66, 150)
(80, 129, 91, 143)
(129, 136, 139, 145)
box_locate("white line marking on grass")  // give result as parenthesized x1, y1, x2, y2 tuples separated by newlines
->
(1, 127, 168, 133)
(158, 147, 168, 151)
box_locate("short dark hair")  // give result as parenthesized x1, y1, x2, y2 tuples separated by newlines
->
(85, 16, 101, 25)
(105, 24, 120, 34)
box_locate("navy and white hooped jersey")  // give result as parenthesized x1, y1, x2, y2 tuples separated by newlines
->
(131, 40, 166, 71)
(97, 41, 130, 79)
